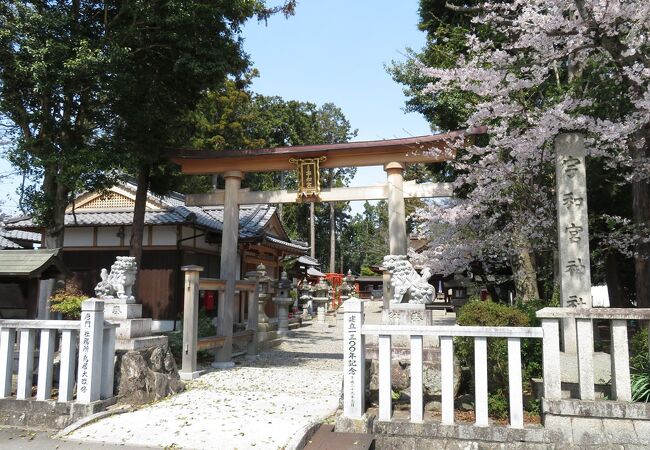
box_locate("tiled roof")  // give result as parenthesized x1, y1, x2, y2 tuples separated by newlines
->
(265, 235, 310, 253)
(1, 229, 41, 242)
(0, 235, 22, 249)
(7, 205, 276, 237)
(5, 204, 307, 254)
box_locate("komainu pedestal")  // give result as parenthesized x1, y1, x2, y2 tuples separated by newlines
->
(95, 256, 167, 351)
(95, 257, 182, 404)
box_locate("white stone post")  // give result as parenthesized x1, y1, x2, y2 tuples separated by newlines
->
(474, 336, 488, 427)
(576, 317, 595, 400)
(384, 162, 407, 256)
(0, 327, 16, 398)
(36, 329, 56, 400)
(77, 299, 105, 404)
(215, 170, 243, 368)
(610, 319, 632, 401)
(343, 298, 365, 419)
(555, 133, 591, 354)
(101, 325, 116, 399)
(16, 328, 35, 400)
(440, 335, 455, 425)
(58, 329, 77, 402)
(541, 318, 562, 400)
(410, 335, 423, 423)
(507, 337, 524, 429)
(180, 265, 203, 380)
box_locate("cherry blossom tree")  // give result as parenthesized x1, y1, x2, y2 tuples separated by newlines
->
(408, 0, 650, 304)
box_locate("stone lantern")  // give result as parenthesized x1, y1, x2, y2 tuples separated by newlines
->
(340, 269, 356, 304)
(298, 277, 312, 320)
(272, 271, 294, 335)
(311, 278, 330, 324)
(255, 263, 274, 344)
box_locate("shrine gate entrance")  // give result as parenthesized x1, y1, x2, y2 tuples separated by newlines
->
(172, 129, 481, 365)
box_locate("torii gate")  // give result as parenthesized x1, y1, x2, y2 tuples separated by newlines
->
(172, 128, 481, 365)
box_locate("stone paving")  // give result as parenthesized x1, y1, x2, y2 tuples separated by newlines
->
(63, 320, 344, 450)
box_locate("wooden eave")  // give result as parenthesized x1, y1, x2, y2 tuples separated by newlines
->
(171, 129, 485, 174)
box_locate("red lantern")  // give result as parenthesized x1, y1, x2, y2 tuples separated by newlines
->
(204, 291, 216, 311)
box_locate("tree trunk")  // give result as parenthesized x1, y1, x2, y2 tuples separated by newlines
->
(130, 163, 151, 272)
(310, 202, 316, 259)
(41, 167, 69, 249)
(329, 202, 336, 273)
(512, 246, 540, 302)
(632, 138, 650, 308)
(605, 251, 629, 308)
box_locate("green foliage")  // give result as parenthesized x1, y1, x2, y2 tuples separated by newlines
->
(632, 367, 650, 403)
(488, 390, 509, 420)
(168, 309, 217, 361)
(360, 266, 376, 276)
(0, 0, 295, 245)
(49, 285, 88, 320)
(455, 300, 544, 416)
(186, 82, 358, 270)
(340, 201, 389, 274)
(630, 328, 649, 370)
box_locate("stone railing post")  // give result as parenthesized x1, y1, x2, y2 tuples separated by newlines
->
(0, 327, 16, 398)
(179, 265, 203, 381)
(343, 298, 365, 419)
(541, 318, 562, 400)
(77, 299, 105, 404)
(100, 325, 117, 399)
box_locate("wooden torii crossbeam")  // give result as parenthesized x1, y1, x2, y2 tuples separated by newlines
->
(171, 128, 483, 367)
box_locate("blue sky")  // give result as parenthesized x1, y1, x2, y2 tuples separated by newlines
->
(0, 1, 430, 215)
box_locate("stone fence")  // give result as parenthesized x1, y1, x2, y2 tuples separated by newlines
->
(340, 299, 650, 447)
(0, 300, 118, 428)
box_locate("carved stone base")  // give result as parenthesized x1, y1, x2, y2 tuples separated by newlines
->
(382, 303, 433, 325)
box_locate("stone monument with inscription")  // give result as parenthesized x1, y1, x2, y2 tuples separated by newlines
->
(555, 133, 592, 354)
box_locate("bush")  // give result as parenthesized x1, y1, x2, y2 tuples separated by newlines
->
(630, 328, 649, 402)
(455, 300, 544, 418)
(49, 284, 88, 319)
(630, 327, 648, 370)
(168, 309, 217, 362)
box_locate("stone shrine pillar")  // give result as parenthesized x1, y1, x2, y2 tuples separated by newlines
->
(215, 170, 243, 368)
(555, 133, 592, 354)
(384, 162, 408, 255)
(77, 299, 105, 404)
(179, 265, 203, 381)
(384, 162, 407, 313)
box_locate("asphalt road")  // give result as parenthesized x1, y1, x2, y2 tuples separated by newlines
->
(0, 427, 158, 450)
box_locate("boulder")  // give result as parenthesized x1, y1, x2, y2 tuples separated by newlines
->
(114, 344, 184, 405)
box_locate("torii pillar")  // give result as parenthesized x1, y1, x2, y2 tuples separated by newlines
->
(384, 161, 408, 255)
(384, 162, 408, 310)
(214, 170, 243, 368)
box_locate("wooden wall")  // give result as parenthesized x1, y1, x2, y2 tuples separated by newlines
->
(64, 250, 180, 321)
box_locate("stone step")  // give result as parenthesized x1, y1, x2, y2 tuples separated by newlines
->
(304, 424, 374, 450)
(110, 318, 152, 340)
(259, 338, 283, 350)
(115, 335, 168, 351)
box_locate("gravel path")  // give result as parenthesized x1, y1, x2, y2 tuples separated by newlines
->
(63, 321, 343, 450)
